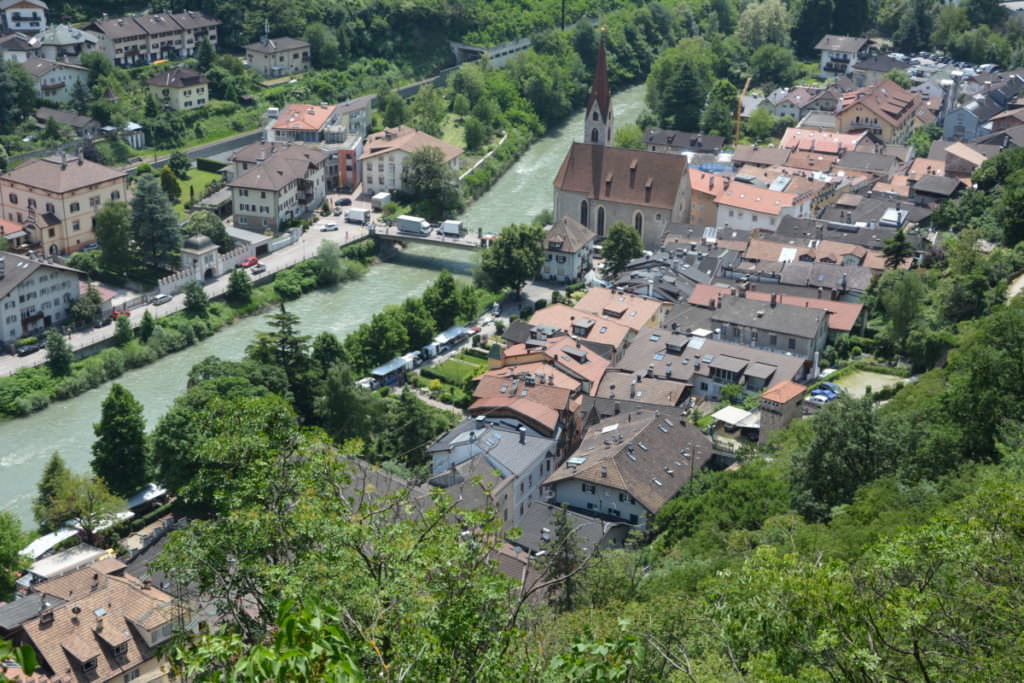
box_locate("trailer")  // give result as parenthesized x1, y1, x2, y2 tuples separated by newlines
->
(396, 215, 431, 235)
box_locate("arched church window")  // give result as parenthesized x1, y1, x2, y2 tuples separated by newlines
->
(592, 111, 599, 121)
(580, 200, 589, 226)
(590, 128, 598, 143)
(634, 211, 643, 234)
(597, 207, 605, 236)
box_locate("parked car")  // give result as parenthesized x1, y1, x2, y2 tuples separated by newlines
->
(320, 223, 339, 232)
(111, 310, 130, 320)
(333, 207, 343, 216)
(80, 242, 100, 252)
(150, 293, 172, 306)
(94, 317, 113, 328)
(238, 256, 259, 268)
(251, 263, 267, 274)
(15, 341, 43, 356)
(335, 197, 352, 206)
(819, 381, 845, 395)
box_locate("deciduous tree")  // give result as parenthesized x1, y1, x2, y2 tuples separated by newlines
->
(68, 286, 103, 328)
(478, 223, 544, 297)
(700, 78, 738, 139)
(114, 314, 133, 346)
(184, 280, 209, 318)
(226, 268, 252, 304)
(91, 384, 147, 497)
(183, 210, 232, 250)
(160, 165, 182, 202)
(45, 329, 73, 377)
(399, 146, 463, 220)
(40, 473, 124, 545)
(613, 123, 645, 150)
(94, 201, 134, 272)
(601, 222, 644, 278)
(646, 38, 714, 131)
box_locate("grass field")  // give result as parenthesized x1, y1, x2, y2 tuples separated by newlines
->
(175, 168, 221, 216)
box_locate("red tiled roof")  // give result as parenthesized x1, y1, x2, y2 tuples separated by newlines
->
(715, 185, 796, 215)
(688, 168, 727, 196)
(573, 287, 666, 332)
(272, 103, 337, 132)
(761, 380, 806, 404)
(780, 128, 865, 154)
(529, 303, 631, 349)
(468, 396, 560, 433)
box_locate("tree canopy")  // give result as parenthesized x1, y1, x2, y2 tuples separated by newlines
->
(478, 223, 544, 296)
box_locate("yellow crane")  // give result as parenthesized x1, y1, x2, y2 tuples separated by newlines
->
(734, 76, 752, 143)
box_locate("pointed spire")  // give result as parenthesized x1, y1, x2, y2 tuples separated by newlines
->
(587, 37, 611, 121)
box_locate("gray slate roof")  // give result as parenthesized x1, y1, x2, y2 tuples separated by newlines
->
(711, 296, 827, 340)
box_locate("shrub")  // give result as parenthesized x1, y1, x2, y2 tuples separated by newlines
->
(534, 299, 547, 310)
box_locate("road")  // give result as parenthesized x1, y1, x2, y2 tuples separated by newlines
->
(0, 219, 369, 377)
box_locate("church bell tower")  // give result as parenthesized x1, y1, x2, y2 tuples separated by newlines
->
(585, 37, 612, 146)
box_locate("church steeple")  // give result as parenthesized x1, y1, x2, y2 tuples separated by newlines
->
(585, 37, 612, 146)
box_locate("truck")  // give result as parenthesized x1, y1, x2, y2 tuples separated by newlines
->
(345, 207, 369, 225)
(370, 191, 391, 210)
(396, 215, 431, 235)
(439, 220, 462, 237)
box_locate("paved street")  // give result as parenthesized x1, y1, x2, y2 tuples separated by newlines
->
(0, 221, 370, 377)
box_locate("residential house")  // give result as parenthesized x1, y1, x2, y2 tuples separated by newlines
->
(34, 23, 98, 63)
(911, 174, 962, 204)
(778, 261, 873, 301)
(19, 567, 180, 682)
(758, 380, 806, 444)
(815, 35, 870, 78)
(796, 110, 838, 132)
(542, 409, 712, 528)
(245, 35, 310, 77)
(360, 125, 463, 195)
(573, 286, 668, 332)
(271, 102, 342, 142)
(540, 216, 595, 283)
(644, 129, 724, 155)
(0, 251, 82, 346)
(510, 500, 630, 555)
(688, 169, 726, 226)
(975, 123, 1024, 148)
(708, 293, 830, 358)
(0, 32, 34, 61)
(228, 144, 327, 230)
(0, 154, 129, 255)
(33, 107, 100, 138)
(147, 67, 208, 111)
(487, 334, 611, 396)
(595, 368, 689, 407)
(849, 53, 907, 87)
(269, 97, 372, 189)
(528, 303, 632, 361)
(428, 416, 559, 528)
(688, 284, 863, 338)
(833, 150, 900, 177)
(731, 145, 790, 168)
(1, 0, 45, 33)
(86, 11, 220, 66)
(715, 183, 810, 232)
(771, 87, 839, 121)
(780, 128, 867, 155)
(987, 107, 1024, 132)
(614, 328, 808, 400)
(22, 57, 87, 104)
(836, 79, 922, 143)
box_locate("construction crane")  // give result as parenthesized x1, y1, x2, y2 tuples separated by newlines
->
(734, 76, 752, 143)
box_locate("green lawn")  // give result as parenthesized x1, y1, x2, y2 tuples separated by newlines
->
(425, 356, 485, 389)
(441, 113, 467, 149)
(175, 168, 221, 216)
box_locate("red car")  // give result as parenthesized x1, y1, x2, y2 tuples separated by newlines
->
(111, 310, 130, 320)
(238, 256, 259, 268)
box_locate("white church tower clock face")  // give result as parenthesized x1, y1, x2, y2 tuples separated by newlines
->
(585, 37, 613, 146)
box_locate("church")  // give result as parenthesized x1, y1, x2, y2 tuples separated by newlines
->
(552, 40, 691, 251)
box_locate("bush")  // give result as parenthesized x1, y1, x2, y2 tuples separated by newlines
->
(495, 320, 505, 335)
(534, 298, 547, 310)
(195, 157, 227, 173)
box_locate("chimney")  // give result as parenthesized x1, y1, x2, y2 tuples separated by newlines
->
(518, 426, 526, 444)
(770, 293, 777, 308)
(614, 401, 621, 415)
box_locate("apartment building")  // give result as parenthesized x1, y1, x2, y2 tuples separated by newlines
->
(0, 251, 81, 346)
(228, 144, 327, 230)
(22, 57, 87, 104)
(1, 0, 46, 34)
(86, 10, 219, 66)
(0, 154, 129, 255)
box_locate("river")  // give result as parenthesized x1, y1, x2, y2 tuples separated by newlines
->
(0, 84, 647, 526)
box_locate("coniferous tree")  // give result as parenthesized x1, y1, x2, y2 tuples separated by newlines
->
(131, 173, 182, 267)
(114, 314, 133, 346)
(139, 310, 156, 342)
(196, 37, 215, 71)
(184, 280, 209, 318)
(33, 452, 71, 533)
(91, 384, 148, 498)
(883, 229, 914, 269)
(538, 505, 584, 613)
(227, 268, 252, 304)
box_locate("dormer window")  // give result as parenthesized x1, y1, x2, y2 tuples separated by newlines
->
(114, 642, 129, 658)
(82, 657, 98, 673)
